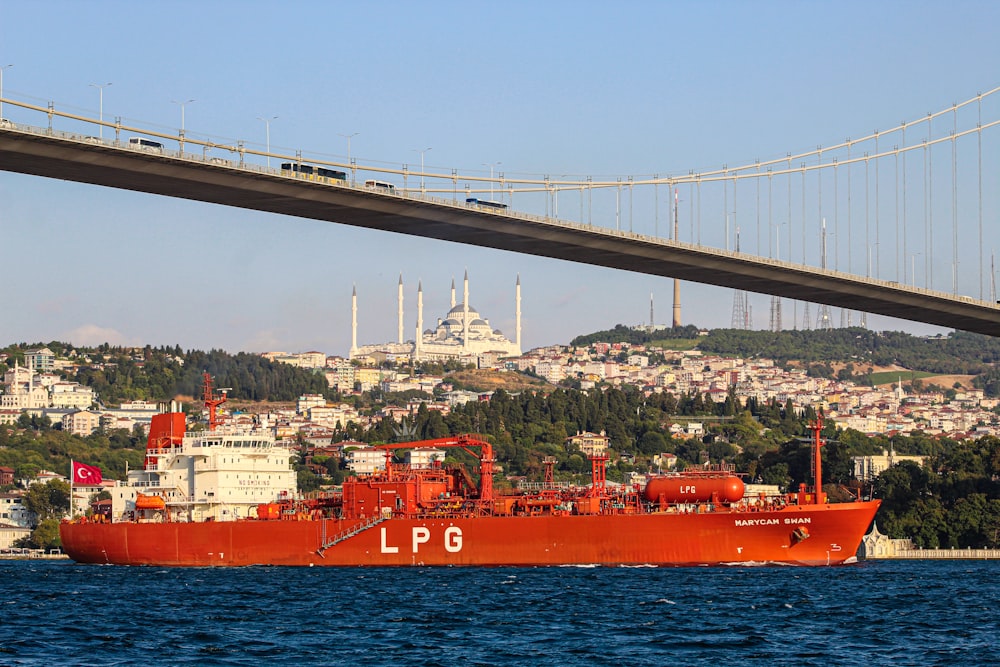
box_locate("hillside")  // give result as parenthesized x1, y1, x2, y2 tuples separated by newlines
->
(571, 326, 1000, 395)
(445, 369, 551, 393)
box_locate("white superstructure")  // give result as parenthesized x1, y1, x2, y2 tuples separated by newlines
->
(110, 426, 296, 522)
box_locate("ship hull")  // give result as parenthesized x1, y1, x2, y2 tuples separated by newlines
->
(60, 501, 879, 567)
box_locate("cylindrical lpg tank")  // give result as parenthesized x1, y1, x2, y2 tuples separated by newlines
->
(643, 475, 745, 504)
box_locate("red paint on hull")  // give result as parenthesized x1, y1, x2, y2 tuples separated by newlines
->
(60, 501, 879, 567)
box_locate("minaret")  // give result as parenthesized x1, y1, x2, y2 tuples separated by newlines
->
(463, 270, 470, 352)
(397, 274, 404, 344)
(650, 292, 654, 327)
(350, 285, 358, 357)
(450, 277, 456, 308)
(515, 274, 522, 354)
(415, 280, 424, 361)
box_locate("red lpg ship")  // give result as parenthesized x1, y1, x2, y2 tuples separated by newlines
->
(60, 376, 879, 567)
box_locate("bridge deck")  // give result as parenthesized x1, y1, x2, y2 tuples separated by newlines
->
(2, 124, 999, 336)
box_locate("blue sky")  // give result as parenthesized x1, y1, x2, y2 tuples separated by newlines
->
(1, 1, 997, 355)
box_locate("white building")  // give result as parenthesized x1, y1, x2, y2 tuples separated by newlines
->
(49, 383, 95, 409)
(297, 394, 327, 414)
(345, 446, 388, 475)
(852, 449, 928, 482)
(0, 522, 31, 550)
(25, 348, 55, 372)
(264, 351, 328, 369)
(325, 358, 355, 391)
(0, 493, 35, 529)
(406, 447, 446, 468)
(62, 410, 102, 436)
(352, 272, 522, 363)
(0, 364, 48, 410)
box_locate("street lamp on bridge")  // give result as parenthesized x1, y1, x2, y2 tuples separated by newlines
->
(89, 81, 112, 139)
(0, 64, 13, 120)
(172, 98, 195, 133)
(338, 132, 359, 163)
(256, 115, 278, 168)
(482, 161, 501, 200)
(774, 221, 787, 261)
(868, 243, 880, 279)
(338, 132, 359, 184)
(413, 147, 432, 193)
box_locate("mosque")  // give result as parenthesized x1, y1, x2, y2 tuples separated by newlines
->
(350, 271, 522, 362)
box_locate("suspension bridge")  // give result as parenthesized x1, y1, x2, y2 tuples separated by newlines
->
(1, 89, 999, 336)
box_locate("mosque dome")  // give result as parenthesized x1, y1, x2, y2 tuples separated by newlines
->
(447, 303, 481, 319)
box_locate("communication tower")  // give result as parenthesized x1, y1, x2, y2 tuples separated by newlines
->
(730, 228, 752, 329)
(769, 296, 782, 332)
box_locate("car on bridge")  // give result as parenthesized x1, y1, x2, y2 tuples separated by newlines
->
(281, 162, 346, 182)
(128, 136, 163, 153)
(466, 197, 508, 211)
(364, 179, 395, 192)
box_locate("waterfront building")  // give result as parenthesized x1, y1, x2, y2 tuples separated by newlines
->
(0, 522, 31, 550)
(852, 449, 928, 483)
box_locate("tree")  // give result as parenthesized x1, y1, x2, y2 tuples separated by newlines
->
(22, 480, 70, 521)
(759, 462, 790, 488)
(636, 431, 667, 455)
(16, 518, 62, 550)
(950, 494, 993, 548)
(297, 468, 321, 493)
(707, 440, 736, 462)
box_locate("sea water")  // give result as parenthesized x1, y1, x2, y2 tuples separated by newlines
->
(1, 559, 997, 666)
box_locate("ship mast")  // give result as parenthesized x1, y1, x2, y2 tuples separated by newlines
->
(809, 411, 826, 504)
(543, 456, 556, 488)
(202, 372, 227, 431)
(587, 453, 608, 497)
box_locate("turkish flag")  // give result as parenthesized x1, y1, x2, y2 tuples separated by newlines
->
(72, 461, 103, 485)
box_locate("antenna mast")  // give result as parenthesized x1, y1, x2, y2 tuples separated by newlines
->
(992, 251, 997, 302)
(202, 372, 228, 431)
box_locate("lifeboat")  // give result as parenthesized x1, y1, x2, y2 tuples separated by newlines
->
(134, 493, 166, 511)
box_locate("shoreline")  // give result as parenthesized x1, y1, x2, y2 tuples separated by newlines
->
(0, 550, 69, 560)
(866, 548, 1000, 561)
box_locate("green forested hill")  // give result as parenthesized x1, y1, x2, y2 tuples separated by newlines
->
(696, 328, 1000, 372)
(4, 343, 331, 404)
(572, 327, 1000, 392)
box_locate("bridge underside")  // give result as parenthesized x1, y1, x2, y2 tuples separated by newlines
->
(2, 129, 999, 336)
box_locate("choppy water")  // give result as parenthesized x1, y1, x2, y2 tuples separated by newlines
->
(1, 560, 998, 666)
